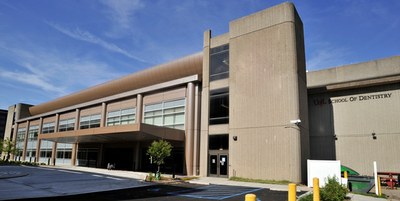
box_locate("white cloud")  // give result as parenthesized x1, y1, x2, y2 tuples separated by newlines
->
(0, 44, 124, 98)
(306, 41, 350, 71)
(0, 70, 64, 94)
(47, 22, 147, 63)
(100, 0, 143, 30)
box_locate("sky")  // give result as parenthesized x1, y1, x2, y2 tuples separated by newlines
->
(0, 0, 399, 109)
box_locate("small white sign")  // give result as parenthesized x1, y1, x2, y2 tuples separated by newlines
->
(222, 157, 226, 162)
(212, 159, 216, 163)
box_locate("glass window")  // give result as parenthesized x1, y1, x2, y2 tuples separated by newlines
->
(209, 134, 229, 150)
(106, 108, 136, 126)
(42, 122, 55, 134)
(80, 114, 101, 129)
(58, 118, 75, 132)
(210, 44, 229, 81)
(144, 98, 186, 130)
(209, 88, 229, 125)
(16, 128, 26, 142)
(28, 125, 39, 140)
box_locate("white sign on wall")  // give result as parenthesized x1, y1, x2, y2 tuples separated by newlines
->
(307, 160, 341, 187)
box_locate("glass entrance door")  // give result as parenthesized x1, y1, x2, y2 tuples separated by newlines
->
(208, 152, 228, 177)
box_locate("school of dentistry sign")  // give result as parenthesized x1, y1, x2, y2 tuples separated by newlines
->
(313, 93, 393, 106)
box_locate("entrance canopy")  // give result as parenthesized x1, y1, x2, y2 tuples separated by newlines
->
(39, 123, 185, 143)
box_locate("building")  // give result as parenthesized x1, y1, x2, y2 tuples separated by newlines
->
(3, 2, 399, 183)
(0, 109, 8, 140)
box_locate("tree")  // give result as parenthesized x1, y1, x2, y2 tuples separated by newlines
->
(2, 138, 17, 162)
(146, 139, 173, 180)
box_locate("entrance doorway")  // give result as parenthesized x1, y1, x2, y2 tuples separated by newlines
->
(209, 151, 228, 177)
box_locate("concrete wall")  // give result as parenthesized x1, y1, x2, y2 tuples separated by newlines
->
(309, 83, 400, 175)
(308, 56, 400, 175)
(228, 2, 307, 183)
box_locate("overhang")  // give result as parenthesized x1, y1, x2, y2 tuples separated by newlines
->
(38, 123, 185, 144)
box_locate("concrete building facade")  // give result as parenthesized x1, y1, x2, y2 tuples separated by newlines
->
(3, 2, 399, 183)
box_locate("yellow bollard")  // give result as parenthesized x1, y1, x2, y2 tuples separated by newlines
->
(288, 183, 296, 201)
(344, 171, 348, 179)
(313, 177, 320, 201)
(377, 176, 382, 196)
(245, 193, 256, 201)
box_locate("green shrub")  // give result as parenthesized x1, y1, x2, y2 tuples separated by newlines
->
(299, 177, 348, 201)
(321, 177, 348, 201)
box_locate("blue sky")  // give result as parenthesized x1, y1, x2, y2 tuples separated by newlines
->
(0, 0, 399, 109)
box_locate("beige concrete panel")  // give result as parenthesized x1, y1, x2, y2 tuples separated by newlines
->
(163, 87, 186, 101)
(229, 2, 296, 39)
(229, 23, 300, 129)
(307, 56, 400, 88)
(210, 33, 229, 48)
(30, 53, 203, 116)
(59, 111, 76, 120)
(336, 135, 400, 175)
(209, 124, 229, 135)
(199, 88, 209, 177)
(4, 105, 16, 139)
(43, 116, 56, 123)
(107, 97, 137, 111)
(80, 105, 102, 116)
(229, 127, 301, 182)
(203, 31, 210, 88)
(29, 119, 40, 127)
(18, 122, 27, 129)
(210, 79, 229, 90)
(143, 87, 186, 105)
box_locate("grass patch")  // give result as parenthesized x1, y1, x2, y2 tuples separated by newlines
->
(179, 176, 198, 181)
(229, 176, 290, 185)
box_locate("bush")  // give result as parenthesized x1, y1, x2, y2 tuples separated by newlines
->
(321, 177, 348, 201)
(299, 177, 348, 201)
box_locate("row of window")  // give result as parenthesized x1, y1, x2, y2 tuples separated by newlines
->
(17, 99, 186, 136)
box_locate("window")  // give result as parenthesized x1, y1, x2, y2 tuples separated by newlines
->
(210, 88, 229, 125)
(210, 44, 229, 81)
(42, 122, 55, 134)
(209, 134, 229, 150)
(144, 99, 185, 130)
(106, 108, 136, 126)
(80, 114, 101, 129)
(16, 128, 26, 142)
(28, 125, 39, 140)
(58, 118, 75, 132)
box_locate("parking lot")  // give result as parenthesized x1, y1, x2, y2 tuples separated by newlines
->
(0, 165, 302, 201)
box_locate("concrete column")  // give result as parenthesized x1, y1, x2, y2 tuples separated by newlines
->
(74, 109, 80, 130)
(10, 124, 18, 160)
(51, 142, 57, 165)
(22, 121, 30, 161)
(136, 94, 143, 124)
(71, 143, 78, 166)
(134, 141, 140, 170)
(185, 82, 195, 175)
(55, 114, 60, 132)
(101, 102, 107, 127)
(193, 83, 201, 175)
(35, 118, 43, 162)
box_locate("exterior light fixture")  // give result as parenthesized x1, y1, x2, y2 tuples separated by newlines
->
(372, 132, 377, 140)
(333, 135, 337, 140)
(233, 136, 238, 141)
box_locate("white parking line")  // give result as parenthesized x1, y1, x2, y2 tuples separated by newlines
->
(106, 176, 125, 181)
(57, 170, 83, 174)
(92, 174, 104, 178)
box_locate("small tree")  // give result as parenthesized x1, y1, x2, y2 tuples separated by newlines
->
(146, 139, 173, 180)
(2, 138, 17, 162)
